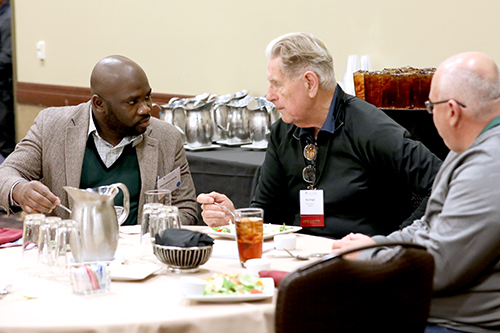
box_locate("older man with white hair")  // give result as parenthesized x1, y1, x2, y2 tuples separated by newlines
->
(332, 52, 500, 332)
(198, 32, 441, 239)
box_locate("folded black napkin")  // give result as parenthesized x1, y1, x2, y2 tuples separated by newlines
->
(155, 229, 214, 247)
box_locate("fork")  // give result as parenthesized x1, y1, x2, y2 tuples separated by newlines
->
(283, 248, 329, 260)
(213, 202, 235, 225)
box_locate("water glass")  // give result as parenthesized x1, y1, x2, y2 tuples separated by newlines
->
(141, 202, 164, 240)
(139, 203, 163, 260)
(235, 208, 264, 267)
(140, 205, 181, 262)
(53, 219, 80, 277)
(141, 189, 171, 241)
(145, 189, 171, 206)
(38, 217, 62, 266)
(22, 213, 45, 268)
(153, 205, 181, 238)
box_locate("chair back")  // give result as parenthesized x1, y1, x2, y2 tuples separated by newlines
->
(275, 242, 434, 333)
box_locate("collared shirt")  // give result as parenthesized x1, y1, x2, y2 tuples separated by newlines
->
(299, 86, 338, 139)
(295, 87, 338, 188)
(88, 107, 143, 168)
(478, 114, 500, 137)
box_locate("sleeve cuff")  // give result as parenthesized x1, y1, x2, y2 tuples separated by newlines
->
(9, 179, 27, 207)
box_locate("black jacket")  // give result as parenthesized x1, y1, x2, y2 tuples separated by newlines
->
(251, 86, 442, 239)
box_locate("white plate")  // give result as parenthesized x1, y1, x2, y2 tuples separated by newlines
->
(110, 263, 162, 281)
(215, 140, 251, 147)
(183, 144, 221, 151)
(120, 225, 141, 234)
(205, 224, 302, 240)
(183, 277, 274, 302)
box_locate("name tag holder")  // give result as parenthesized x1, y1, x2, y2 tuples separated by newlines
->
(300, 189, 324, 227)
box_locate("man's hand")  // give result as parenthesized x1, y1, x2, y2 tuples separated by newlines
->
(197, 192, 235, 227)
(12, 181, 61, 214)
(331, 233, 376, 260)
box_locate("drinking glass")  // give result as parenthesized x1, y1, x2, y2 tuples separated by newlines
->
(141, 203, 164, 241)
(53, 219, 79, 277)
(153, 206, 181, 238)
(139, 203, 164, 261)
(38, 216, 61, 266)
(145, 189, 172, 206)
(141, 189, 171, 242)
(22, 213, 45, 269)
(234, 208, 264, 267)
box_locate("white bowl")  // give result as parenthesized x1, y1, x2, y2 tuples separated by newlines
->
(245, 258, 271, 276)
(274, 234, 297, 250)
(180, 276, 207, 296)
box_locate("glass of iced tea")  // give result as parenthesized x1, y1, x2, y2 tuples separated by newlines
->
(234, 208, 264, 267)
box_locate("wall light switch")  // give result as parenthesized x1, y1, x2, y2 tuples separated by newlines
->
(36, 41, 45, 60)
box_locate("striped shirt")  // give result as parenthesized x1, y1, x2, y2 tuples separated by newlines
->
(88, 107, 143, 168)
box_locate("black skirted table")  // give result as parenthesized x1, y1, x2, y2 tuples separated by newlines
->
(185, 146, 266, 225)
(382, 109, 449, 160)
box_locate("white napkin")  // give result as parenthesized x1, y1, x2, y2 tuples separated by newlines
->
(211, 240, 275, 259)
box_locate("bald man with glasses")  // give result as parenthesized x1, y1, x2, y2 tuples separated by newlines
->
(332, 52, 500, 332)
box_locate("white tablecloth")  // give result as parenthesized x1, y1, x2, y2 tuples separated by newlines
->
(0, 226, 334, 333)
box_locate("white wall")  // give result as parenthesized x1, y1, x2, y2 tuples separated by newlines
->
(13, 0, 500, 97)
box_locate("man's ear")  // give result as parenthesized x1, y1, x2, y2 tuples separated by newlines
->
(91, 94, 105, 113)
(304, 71, 319, 98)
(448, 100, 462, 128)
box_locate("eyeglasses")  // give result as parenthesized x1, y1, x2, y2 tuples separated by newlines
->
(425, 99, 466, 114)
(302, 142, 317, 189)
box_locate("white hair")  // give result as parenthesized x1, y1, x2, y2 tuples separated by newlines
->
(265, 32, 336, 90)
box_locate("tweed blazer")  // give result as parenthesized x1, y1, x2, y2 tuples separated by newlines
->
(0, 101, 198, 224)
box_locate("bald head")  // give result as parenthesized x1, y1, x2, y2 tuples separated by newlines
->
(90, 55, 149, 99)
(89, 55, 152, 145)
(434, 52, 500, 120)
(430, 52, 500, 153)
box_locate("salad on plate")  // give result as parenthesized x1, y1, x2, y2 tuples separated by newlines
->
(204, 273, 265, 295)
(209, 223, 302, 239)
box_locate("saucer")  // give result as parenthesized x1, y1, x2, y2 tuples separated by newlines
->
(215, 140, 251, 147)
(242, 143, 268, 150)
(183, 144, 221, 151)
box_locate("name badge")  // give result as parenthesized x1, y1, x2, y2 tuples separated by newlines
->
(300, 189, 325, 227)
(157, 167, 181, 192)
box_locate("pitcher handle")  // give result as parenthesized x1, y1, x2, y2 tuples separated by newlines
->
(213, 104, 230, 132)
(172, 107, 186, 135)
(111, 183, 130, 225)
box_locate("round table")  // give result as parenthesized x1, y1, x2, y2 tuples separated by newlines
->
(0, 226, 334, 333)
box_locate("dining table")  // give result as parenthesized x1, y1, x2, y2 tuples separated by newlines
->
(0, 225, 335, 333)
